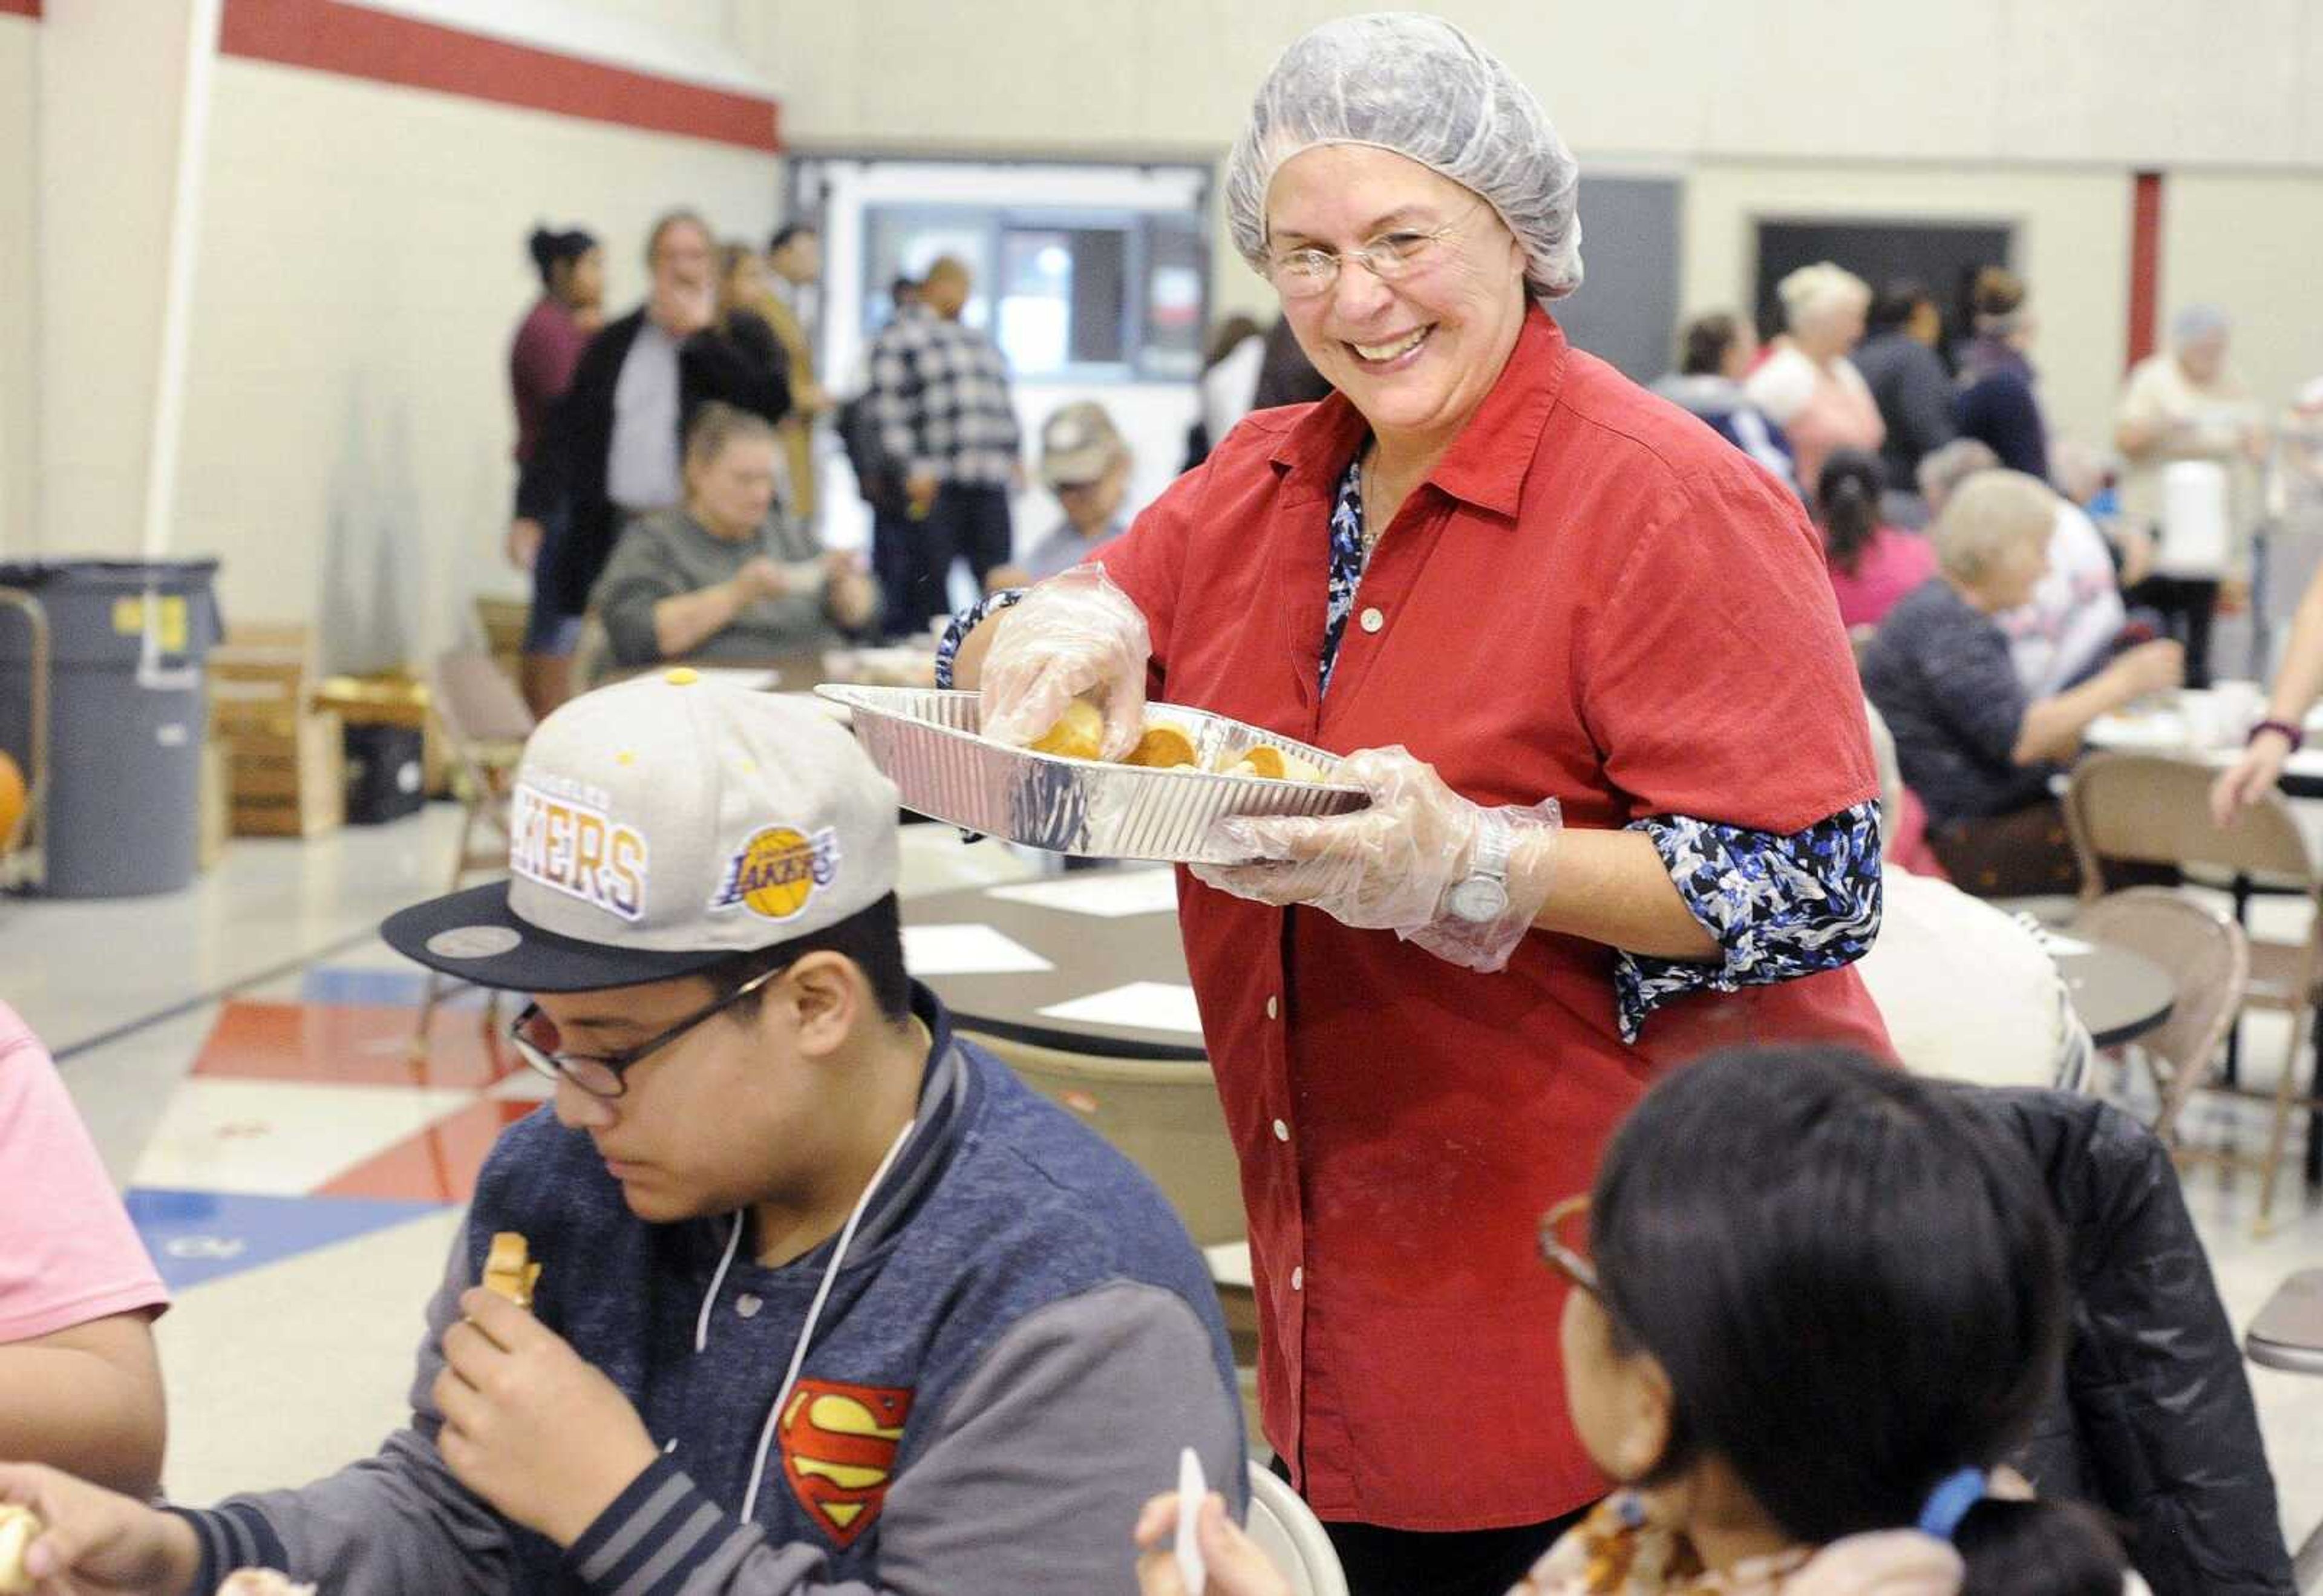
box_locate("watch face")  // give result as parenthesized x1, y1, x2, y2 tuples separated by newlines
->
(1449, 877, 1509, 924)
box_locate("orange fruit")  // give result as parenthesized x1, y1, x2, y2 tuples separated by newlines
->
(1123, 724, 1198, 769)
(0, 751, 24, 849)
(1238, 745, 1288, 780)
(1028, 698, 1103, 761)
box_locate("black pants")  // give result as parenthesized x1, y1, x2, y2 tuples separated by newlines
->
(2125, 573, 2221, 688)
(867, 507, 918, 641)
(1270, 1458, 1589, 1596)
(902, 483, 1014, 632)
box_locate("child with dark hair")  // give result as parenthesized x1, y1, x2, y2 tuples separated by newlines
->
(1137, 1045, 2135, 1596)
(1816, 445, 1935, 629)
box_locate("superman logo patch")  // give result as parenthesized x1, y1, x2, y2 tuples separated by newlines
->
(778, 1378, 914, 1548)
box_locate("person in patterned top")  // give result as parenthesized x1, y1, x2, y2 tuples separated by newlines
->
(864, 255, 1024, 631)
(1135, 1047, 2137, 1596)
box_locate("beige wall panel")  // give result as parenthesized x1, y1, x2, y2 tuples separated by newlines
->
(175, 58, 779, 668)
(1995, 0, 2312, 168)
(36, 1, 199, 561)
(0, 18, 34, 559)
(2159, 172, 2323, 422)
(762, 0, 2323, 169)
(1680, 162, 2131, 451)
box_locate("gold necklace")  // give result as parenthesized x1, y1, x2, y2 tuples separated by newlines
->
(1359, 446, 1384, 560)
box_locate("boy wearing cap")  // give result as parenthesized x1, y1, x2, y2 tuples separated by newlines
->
(0, 674, 1243, 1595)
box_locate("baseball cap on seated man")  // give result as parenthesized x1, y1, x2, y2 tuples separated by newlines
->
(384, 670, 899, 993)
(1037, 401, 1125, 490)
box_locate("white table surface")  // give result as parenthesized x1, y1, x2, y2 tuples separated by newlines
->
(2086, 691, 2323, 780)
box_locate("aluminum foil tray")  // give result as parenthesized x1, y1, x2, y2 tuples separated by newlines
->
(815, 684, 1368, 862)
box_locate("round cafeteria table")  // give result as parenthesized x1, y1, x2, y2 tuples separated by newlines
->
(903, 871, 1204, 1061)
(904, 871, 2175, 1056)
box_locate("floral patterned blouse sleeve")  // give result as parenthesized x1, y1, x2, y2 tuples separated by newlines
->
(1615, 802, 1884, 1043)
(933, 587, 1028, 689)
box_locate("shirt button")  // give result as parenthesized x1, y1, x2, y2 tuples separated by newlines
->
(1273, 1119, 1290, 1142)
(1359, 607, 1385, 633)
(736, 1293, 763, 1319)
(1291, 1266, 1305, 1291)
(1265, 995, 1279, 1020)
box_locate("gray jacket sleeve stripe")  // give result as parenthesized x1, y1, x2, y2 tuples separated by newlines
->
(576, 1467, 699, 1582)
(569, 1457, 765, 1596)
(615, 1500, 727, 1596)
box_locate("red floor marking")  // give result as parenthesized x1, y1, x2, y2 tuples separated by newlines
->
(192, 1001, 524, 1091)
(314, 1097, 542, 1204)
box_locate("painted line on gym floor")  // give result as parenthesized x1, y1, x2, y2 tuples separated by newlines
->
(53, 924, 388, 1064)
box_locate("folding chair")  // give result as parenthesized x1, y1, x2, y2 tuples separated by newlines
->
(2064, 752, 2321, 1228)
(412, 651, 534, 1044)
(2073, 888, 2249, 1143)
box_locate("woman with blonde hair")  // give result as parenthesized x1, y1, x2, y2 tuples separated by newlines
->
(586, 402, 875, 675)
(1745, 261, 1885, 495)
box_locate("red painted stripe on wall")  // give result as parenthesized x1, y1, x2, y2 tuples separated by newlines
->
(2127, 171, 2163, 369)
(0, 1, 44, 21)
(218, 0, 779, 151)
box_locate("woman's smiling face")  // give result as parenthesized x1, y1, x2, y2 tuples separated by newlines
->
(1265, 145, 1531, 451)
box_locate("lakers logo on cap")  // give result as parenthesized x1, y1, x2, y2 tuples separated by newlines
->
(778, 1379, 912, 1549)
(709, 826, 840, 921)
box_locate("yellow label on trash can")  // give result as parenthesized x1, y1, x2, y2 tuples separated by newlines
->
(111, 595, 188, 651)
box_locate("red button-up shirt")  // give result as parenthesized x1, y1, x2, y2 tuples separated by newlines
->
(1098, 310, 1891, 1531)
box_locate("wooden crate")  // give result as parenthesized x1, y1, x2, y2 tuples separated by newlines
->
(210, 623, 317, 735)
(227, 710, 344, 837)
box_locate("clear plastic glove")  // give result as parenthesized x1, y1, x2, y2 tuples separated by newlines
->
(978, 564, 1152, 760)
(1191, 745, 1561, 973)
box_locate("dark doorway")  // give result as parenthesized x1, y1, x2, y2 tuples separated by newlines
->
(1754, 219, 2014, 362)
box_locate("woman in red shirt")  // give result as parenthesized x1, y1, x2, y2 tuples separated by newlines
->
(944, 17, 1888, 1593)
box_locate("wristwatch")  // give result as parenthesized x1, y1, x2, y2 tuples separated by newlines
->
(1445, 820, 1514, 924)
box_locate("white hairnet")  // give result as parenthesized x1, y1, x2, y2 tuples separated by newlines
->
(1224, 13, 1583, 302)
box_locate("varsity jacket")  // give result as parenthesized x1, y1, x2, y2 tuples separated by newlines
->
(173, 986, 1244, 1596)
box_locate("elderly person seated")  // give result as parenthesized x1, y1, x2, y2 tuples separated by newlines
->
(987, 401, 1134, 590)
(1743, 261, 1885, 496)
(1920, 440, 2131, 699)
(1860, 470, 2183, 897)
(586, 402, 877, 678)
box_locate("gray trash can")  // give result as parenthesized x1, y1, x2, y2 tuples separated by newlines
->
(0, 560, 221, 897)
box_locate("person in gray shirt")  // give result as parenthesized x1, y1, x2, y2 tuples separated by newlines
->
(589, 404, 878, 676)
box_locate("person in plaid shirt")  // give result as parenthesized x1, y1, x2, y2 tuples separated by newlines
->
(865, 256, 1024, 628)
